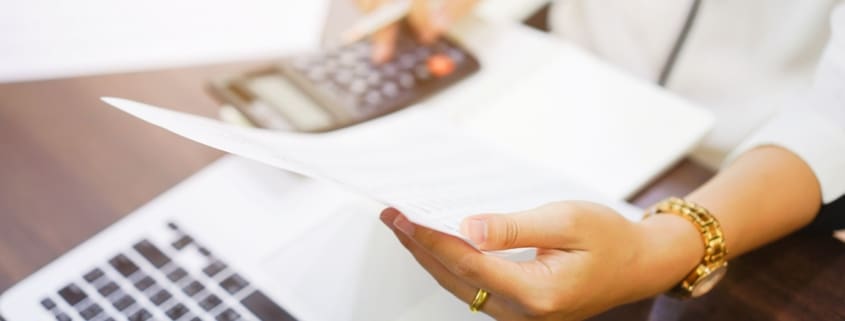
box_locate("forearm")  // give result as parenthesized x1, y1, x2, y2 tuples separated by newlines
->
(632, 146, 821, 298)
(686, 145, 821, 258)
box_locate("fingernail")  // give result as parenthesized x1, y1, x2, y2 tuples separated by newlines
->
(464, 218, 487, 245)
(393, 215, 415, 236)
(371, 43, 391, 63)
(379, 209, 392, 224)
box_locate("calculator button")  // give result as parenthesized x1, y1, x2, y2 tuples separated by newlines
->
(353, 63, 371, 77)
(381, 63, 398, 77)
(427, 54, 456, 78)
(414, 65, 431, 80)
(382, 82, 399, 97)
(323, 60, 339, 72)
(350, 80, 368, 94)
(366, 74, 382, 86)
(399, 54, 416, 69)
(339, 52, 359, 66)
(352, 42, 370, 56)
(434, 41, 450, 52)
(365, 91, 383, 105)
(399, 73, 415, 88)
(446, 48, 465, 63)
(334, 70, 353, 85)
(415, 47, 432, 60)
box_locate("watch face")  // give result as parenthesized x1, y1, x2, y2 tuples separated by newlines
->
(691, 266, 727, 298)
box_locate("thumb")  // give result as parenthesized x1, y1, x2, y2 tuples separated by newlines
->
(460, 203, 589, 251)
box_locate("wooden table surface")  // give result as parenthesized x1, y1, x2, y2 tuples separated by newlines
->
(1, 61, 844, 320)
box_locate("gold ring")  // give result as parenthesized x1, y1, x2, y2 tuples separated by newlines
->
(469, 289, 489, 312)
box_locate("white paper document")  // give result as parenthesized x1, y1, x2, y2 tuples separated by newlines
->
(103, 97, 641, 237)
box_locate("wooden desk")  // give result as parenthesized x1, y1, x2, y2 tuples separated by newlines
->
(1, 62, 843, 320)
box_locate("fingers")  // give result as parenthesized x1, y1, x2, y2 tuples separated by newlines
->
(408, 0, 478, 43)
(370, 23, 398, 63)
(380, 209, 517, 319)
(461, 202, 599, 251)
(407, 0, 438, 44)
(380, 209, 528, 299)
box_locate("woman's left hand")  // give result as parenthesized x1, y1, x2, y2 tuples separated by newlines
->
(380, 201, 702, 320)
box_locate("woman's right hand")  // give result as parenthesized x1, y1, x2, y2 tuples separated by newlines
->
(380, 201, 704, 320)
(355, 0, 478, 63)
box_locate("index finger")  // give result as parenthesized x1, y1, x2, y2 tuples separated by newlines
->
(392, 212, 530, 298)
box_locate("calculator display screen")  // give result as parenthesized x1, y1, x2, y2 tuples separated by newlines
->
(244, 74, 334, 131)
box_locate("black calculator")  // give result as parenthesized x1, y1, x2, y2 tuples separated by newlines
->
(208, 25, 480, 132)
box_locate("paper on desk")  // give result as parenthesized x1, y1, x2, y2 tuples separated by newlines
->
(103, 97, 641, 238)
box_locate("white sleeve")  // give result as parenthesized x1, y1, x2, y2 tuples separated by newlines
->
(725, 4, 845, 204)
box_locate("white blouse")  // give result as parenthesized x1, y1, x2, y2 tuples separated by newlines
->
(549, 1, 845, 204)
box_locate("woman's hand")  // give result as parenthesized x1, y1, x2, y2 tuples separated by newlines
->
(355, 0, 478, 62)
(380, 201, 703, 320)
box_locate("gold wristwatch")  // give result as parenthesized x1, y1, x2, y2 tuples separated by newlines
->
(646, 197, 728, 298)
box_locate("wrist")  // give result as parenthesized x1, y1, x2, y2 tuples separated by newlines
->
(631, 214, 704, 298)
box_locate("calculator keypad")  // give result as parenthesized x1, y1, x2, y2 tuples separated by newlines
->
(279, 31, 479, 131)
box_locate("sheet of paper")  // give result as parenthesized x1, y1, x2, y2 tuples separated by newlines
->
(103, 97, 642, 237)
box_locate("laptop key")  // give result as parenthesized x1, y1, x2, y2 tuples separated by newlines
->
(171, 235, 193, 250)
(111, 294, 135, 311)
(55, 312, 71, 321)
(40, 297, 57, 310)
(166, 303, 190, 320)
(98, 281, 119, 297)
(134, 276, 156, 291)
(127, 308, 152, 321)
(167, 222, 180, 231)
(134, 240, 171, 268)
(199, 294, 222, 311)
(202, 261, 226, 277)
(182, 281, 204, 297)
(79, 303, 103, 320)
(83, 268, 105, 283)
(149, 288, 173, 306)
(109, 254, 139, 277)
(241, 290, 297, 321)
(219, 274, 248, 295)
(166, 267, 188, 282)
(197, 246, 212, 257)
(58, 283, 87, 306)
(215, 308, 241, 321)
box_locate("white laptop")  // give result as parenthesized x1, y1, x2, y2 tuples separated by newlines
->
(0, 156, 489, 321)
(0, 13, 713, 321)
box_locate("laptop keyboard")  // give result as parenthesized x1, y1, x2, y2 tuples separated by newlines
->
(38, 223, 296, 321)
